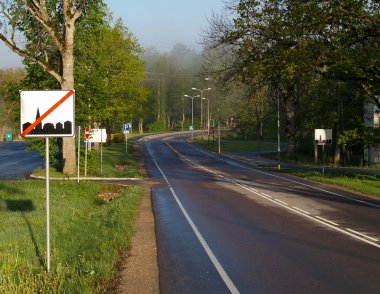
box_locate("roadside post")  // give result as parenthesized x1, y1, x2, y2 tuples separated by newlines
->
(20, 90, 75, 273)
(85, 127, 90, 177)
(89, 129, 106, 175)
(123, 123, 131, 154)
(77, 126, 81, 183)
(314, 129, 332, 176)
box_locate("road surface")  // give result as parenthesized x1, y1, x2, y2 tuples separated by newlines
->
(0, 142, 44, 179)
(143, 133, 380, 293)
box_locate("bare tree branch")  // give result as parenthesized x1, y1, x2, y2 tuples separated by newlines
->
(0, 32, 62, 82)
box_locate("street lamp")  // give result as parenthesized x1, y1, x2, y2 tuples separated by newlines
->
(184, 94, 199, 141)
(192, 87, 211, 129)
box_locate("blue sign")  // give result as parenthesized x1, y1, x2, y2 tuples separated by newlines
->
(123, 123, 132, 133)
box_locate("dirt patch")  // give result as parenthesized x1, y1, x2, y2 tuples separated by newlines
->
(115, 142, 159, 293)
(115, 188, 159, 294)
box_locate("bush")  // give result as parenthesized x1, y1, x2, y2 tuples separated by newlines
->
(112, 133, 125, 143)
(147, 121, 167, 133)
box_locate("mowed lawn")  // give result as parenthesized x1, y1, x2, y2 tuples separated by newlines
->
(0, 179, 142, 293)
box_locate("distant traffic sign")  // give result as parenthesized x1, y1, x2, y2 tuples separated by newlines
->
(85, 127, 90, 138)
(123, 123, 132, 134)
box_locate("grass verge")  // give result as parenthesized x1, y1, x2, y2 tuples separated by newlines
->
(32, 142, 144, 178)
(281, 169, 380, 198)
(0, 180, 142, 293)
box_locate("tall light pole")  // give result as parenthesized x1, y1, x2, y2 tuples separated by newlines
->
(192, 87, 211, 129)
(184, 94, 199, 141)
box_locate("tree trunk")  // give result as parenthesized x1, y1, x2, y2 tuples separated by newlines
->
(283, 87, 296, 159)
(61, 21, 76, 175)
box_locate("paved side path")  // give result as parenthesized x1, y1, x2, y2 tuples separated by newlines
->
(224, 151, 380, 175)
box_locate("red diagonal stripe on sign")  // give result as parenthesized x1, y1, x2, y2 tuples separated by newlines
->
(21, 90, 74, 137)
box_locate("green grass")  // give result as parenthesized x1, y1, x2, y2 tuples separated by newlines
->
(0, 180, 142, 293)
(282, 169, 380, 198)
(32, 142, 143, 178)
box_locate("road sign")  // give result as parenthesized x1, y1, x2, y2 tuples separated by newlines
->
(123, 123, 132, 134)
(189, 125, 194, 131)
(314, 129, 332, 145)
(89, 129, 106, 143)
(85, 127, 90, 138)
(20, 90, 75, 137)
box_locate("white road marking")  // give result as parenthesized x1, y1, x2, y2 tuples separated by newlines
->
(189, 144, 380, 209)
(315, 216, 339, 226)
(275, 199, 289, 206)
(163, 140, 380, 249)
(292, 207, 311, 215)
(346, 229, 379, 242)
(146, 142, 240, 294)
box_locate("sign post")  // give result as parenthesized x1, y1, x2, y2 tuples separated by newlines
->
(77, 126, 81, 183)
(84, 127, 90, 177)
(314, 129, 332, 176)
(89, 129, 106, 175)
(123, 123, 131, 154)
(20, 90, 75, 273)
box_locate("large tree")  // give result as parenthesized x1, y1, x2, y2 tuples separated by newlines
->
(204, 0, 379, 158)
(0, 0, 88, 174)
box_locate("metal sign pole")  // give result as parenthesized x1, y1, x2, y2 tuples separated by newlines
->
(46, 138, 50, 273)
(85, 139, 88, 177)
(126, 133, 128, 154)
(77, 126, 81, 183)
(100, 130, 103, 176)
(322, 144, 325, 176)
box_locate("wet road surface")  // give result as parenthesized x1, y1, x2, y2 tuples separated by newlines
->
(143, 134, 380, 293)
(0, 142, 43, 179)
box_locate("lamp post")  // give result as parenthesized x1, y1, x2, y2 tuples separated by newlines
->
(184, 94, 199, 141)
(192, 87, 211, 130)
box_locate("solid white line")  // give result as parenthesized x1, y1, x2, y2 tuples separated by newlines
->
(146, 142, 240, 294)
(315, 216, 339, 226)
(346, 228, 379, 242)
(189, 143, 380, 209)
(165, 141, 380, 250)
(275, 199, 289, 206)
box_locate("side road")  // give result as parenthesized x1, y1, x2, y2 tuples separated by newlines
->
(224, 151, 380, 175)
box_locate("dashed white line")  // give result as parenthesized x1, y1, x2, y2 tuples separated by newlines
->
(315, 216, 339, 226)
(161, 140, 380, 249)
(346, 229, 379, 242)
(275, 199, 289, 206)
(292, 207, 311, 215)
(146, 142, 240, 294)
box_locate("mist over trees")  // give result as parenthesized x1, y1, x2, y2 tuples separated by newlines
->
(1, 1, 379, 167)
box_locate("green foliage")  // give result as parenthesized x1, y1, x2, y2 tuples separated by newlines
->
(112, 133, 125, 143)
(25, 138, 62, 170)
(147, 121, 167, 133)
(0, 180, 142, 293)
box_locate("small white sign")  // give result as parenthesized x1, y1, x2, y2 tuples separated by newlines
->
(89, 129, 106, 143)
(20, 90, 75, 137)
(315, 129, 332, 145)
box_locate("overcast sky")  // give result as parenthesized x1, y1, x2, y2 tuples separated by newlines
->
(0, 0, 225, 68)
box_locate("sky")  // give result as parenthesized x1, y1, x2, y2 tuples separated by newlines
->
(0, 0, 226, 68)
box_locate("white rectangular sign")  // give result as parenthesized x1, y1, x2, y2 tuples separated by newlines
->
(20, 90, 75, 137)
(89, 129, 107, 143)
(315, 129, 332, 145)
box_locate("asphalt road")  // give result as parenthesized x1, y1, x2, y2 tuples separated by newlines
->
(143, 133, 380, 294)
(0, 141, 44, 179)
